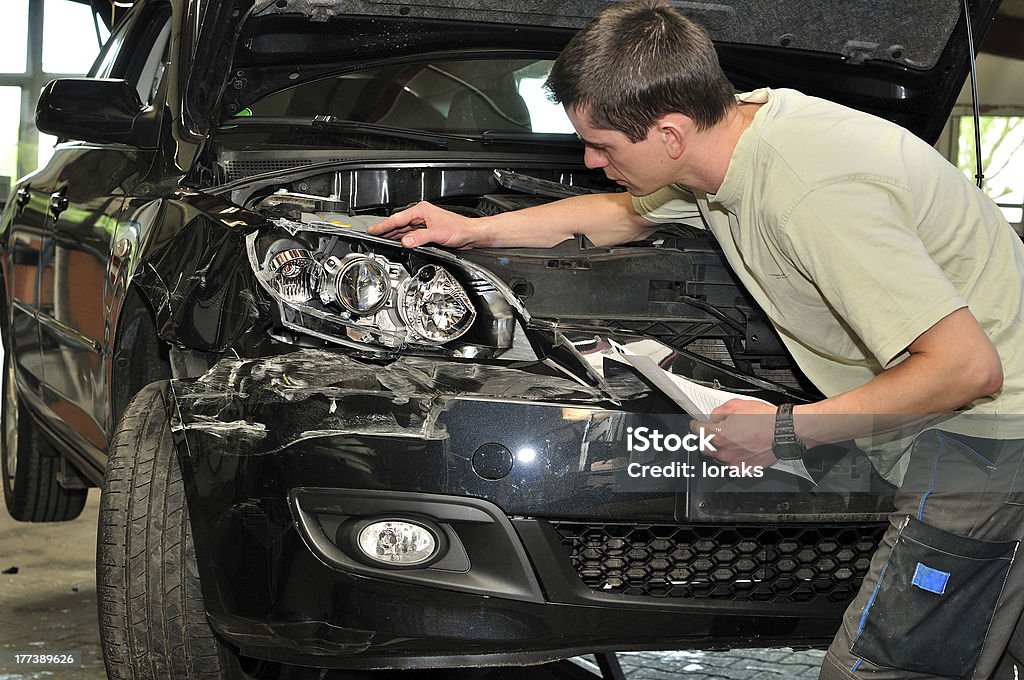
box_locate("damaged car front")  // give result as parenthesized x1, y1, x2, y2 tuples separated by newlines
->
(3, 0, 1001, 677)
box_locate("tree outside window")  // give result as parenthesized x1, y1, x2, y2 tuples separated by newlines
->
(956, 115, 1024, 235)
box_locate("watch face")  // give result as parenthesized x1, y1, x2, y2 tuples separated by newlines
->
(772, 441, 806, 461)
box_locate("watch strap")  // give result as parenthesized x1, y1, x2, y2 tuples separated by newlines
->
(772, 403, 807, 461)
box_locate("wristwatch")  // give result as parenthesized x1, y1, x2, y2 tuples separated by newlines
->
(772, 403, 807, 461)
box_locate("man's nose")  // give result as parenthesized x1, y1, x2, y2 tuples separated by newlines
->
(584, 146, 608, 169)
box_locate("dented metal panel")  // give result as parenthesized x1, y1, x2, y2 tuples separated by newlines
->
(122, 195, 270, 353)
(168, 348, 645, 458)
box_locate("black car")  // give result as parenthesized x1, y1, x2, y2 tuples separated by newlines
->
(0, 0, 1001, 677)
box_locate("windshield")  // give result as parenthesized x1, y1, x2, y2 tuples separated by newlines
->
(241, 57, 576, 136)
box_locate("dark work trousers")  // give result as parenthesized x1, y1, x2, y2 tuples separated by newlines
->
(820, 430, 1024, 680)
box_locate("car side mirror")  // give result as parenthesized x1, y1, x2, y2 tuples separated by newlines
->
(36, 78, 157, 148)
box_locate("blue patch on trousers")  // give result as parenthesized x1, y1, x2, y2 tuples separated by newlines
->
(912, 562, 949, 595)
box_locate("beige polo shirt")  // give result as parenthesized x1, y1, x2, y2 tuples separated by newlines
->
(634, 88, 1024, 481)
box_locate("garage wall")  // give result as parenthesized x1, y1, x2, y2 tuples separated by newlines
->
(956, 54, 1024, 111)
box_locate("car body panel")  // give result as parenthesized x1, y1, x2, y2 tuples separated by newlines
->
(119, 193, 266, 353)
(38, 145, 144, 454)
(5, 170, 54, 400)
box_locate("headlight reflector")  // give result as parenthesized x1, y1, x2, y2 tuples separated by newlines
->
(398, 265, 476, 343)
(269, 248, 321, 304)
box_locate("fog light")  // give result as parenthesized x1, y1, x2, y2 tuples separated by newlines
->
(356, 519, 438, 566)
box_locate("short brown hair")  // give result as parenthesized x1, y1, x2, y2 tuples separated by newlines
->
(545, 0, 735, 142)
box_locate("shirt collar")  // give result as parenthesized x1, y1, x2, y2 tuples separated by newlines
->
(706, 88, 774, 211)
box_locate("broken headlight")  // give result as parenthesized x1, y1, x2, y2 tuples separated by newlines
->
(268, 247, 321, 304)
(325, 254, 391, 315)
(398, 265, 476, 343)
(247, 219, 513, 354)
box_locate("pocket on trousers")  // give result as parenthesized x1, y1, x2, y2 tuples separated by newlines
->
(851, 515, 1018, 679)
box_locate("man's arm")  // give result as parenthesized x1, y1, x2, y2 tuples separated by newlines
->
(702, 307, 1004, 466)
(795, 306, 1002, 442)
(367, 192, 659, 249)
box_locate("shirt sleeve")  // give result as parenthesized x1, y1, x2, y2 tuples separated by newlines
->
(631, 184, 705, 227)
(780, 179, 966, 368)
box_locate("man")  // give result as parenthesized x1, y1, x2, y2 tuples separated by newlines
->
(369, 1, 1024, 678)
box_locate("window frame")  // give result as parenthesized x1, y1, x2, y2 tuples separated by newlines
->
(946, 107, 1024, 235)
(0, 0, 113, 181)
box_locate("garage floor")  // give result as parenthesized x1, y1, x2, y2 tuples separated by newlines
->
(0, 489, 105, 680)
(0, 488, 826, 680)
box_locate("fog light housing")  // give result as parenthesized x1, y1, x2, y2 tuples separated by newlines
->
(346, 517, 445, 568)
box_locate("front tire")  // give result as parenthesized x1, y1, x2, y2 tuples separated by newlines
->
(97, 382, 230, 679)
(1, 352, 87, 521)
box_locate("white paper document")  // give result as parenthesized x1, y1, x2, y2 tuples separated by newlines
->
(607, 340, 815, 483)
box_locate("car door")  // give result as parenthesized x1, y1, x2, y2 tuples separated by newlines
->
(4, 162, 62, 402)
(36, 3, 171, 457)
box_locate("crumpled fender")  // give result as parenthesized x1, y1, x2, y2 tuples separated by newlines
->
(124, 194, 269, 353)
(166, 348, 627, 458)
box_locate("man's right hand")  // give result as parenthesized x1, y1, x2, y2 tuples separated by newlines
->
(367, 201, 484, 249)
(367, 192, 651, 250)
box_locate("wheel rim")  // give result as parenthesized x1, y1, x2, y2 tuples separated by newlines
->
(3, 356, 17, 487)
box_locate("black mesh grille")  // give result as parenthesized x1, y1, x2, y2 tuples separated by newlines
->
(221, 159, 324, 182)
(551, 522, 885, 604)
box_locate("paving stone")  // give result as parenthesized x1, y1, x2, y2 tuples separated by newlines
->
(619, 649, 825, 679)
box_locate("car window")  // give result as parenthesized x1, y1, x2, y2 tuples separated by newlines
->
(245, 57, 575, 135)
(135, 20, 171, 105)
(89, 18, 129, 78)
(90, 3, 171, 105)
(512, 61, 576, 134)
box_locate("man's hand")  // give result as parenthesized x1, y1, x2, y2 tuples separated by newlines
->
(692, 399, 779, 468)
(368, 201, 484, 249)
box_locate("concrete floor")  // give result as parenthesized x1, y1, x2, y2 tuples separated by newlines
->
(0, 489, 105, 680)
(0, 486, 825, 680)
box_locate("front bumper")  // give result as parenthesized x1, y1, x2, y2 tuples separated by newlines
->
(168, 350, 892, 669)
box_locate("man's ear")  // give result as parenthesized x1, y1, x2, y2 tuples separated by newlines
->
(656, 113, 691, 159)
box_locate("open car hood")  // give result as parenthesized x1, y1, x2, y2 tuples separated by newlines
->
(185, 0, 1001, 145)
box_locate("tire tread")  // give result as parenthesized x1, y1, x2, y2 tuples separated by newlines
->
(97, 383, 227, 680)
(3, 420, 87, 522)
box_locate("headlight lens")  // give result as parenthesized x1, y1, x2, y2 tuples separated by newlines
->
(326, 255, 390, 315)
(398, 265, 476, 343)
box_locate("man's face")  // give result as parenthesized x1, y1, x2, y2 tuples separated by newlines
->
(566, 106, 674, 196)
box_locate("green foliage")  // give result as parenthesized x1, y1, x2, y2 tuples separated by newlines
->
(958, 116, 1024, 203)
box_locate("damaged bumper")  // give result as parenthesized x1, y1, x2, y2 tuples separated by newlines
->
(167, 350, 889, 668)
